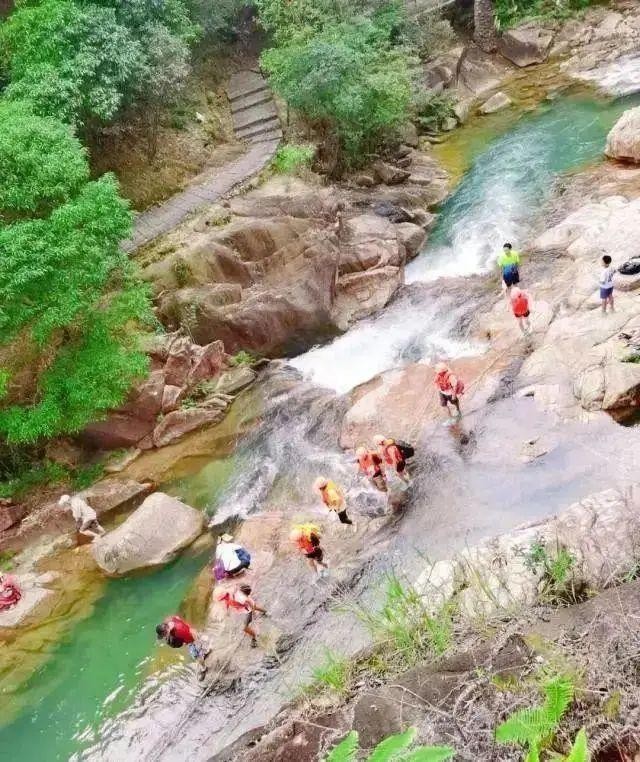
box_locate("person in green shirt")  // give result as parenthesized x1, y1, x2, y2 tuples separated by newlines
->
(497, 242, 521, 296)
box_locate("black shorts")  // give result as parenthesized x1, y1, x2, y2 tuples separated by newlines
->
(396, 460, 406, 473)
(305, 547, 324, 562)
(439, 391, 458, 407)
(337, 509, 352, 525)
(503, 270, 520, 287)
(516, 310, 530, 318)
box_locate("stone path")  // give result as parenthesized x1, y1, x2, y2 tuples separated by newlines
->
(122, 69, 281, 252)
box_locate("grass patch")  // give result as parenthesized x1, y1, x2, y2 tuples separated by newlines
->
(271, 144, 315, 176)
(0, 460, 69, 500)
(0, 550, 17, 571)
(495, 0, 593, 29)
(229, 350, 259, 367)
(309, 649, 353, 697)
(71, 463, 105, 491)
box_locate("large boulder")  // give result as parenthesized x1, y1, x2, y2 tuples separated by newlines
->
(499, 23, 555, 67)
(605, 106, 640, 163)
(153, 407, 226, 448)
(479, 91, 512, 114)
(372, 160, 410, 186)
(339, 215, 405, 275)
(333, 266, 403, 329)
(92, 493, 204, 575)
(395, 222, 427, 260)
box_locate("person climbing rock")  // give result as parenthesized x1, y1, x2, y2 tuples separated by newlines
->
(213, 534, 251, 580)
(219, 583, 267, 648)
(313, 476, 353, 526)
(509, 287, 532, 335)
(59, 494, 105, 543)
(497, 242, 521, 296)
(434, 362, 463, 420)
(355, 447, 387, 492)
(155, 615, 210, 679)
(290, 524, 328, 578)
(373, 435, 413, 484)
(599, 254, 615, 314)
(0, 571, 21, 612)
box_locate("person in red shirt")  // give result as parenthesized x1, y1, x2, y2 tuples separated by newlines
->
(355, 446, 387, 492)
(156, 615, 210, 679)
(219, 584, 267, 648)
(434, 362, 463, 420)
(0, 572, 21, 611)
(509, 287, 532, 335)
(290, 525, 328, 577)
(373, 435, 411, 484)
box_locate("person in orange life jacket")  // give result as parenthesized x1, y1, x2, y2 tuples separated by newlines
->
(355, 446, 387, 492)
(509, 287, 532, 335)
(434, 362, 463, 419)
(373, 435, 411, 484)
(219, 584, 267, 648)
(290, 525, 328, 577)
(155, 615, 210, 679)
(313, 476, 353, 526)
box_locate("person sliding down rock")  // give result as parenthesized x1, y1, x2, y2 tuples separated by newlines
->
(213, 534, 251, 580)
(59, 494, 105, 543)
(509, 287, 532, 335)
(373, 435, 413, 484)
(313, 476, 355, 529)
(290, 524, 328, 579)
(355, 447, 387, 492)
(218, 584, 267, 648)
(434, 362, 464, 422)
(156, 615, 211, 680)
(497, 242, 521, 297)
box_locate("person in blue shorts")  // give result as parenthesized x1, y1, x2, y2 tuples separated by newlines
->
(497, 242, 521, 296)
(599, 254, 615, 314)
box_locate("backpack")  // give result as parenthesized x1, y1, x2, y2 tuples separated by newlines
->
(235, 547, 251, 566)
(394, 439, 415, 459)
(619, 258, 640, 275)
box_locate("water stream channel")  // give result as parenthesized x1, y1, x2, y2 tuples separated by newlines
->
(2, 88, 640, 761)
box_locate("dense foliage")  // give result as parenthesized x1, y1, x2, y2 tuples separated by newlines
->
(0, 102, 151, 443)
(494, 0, 592, 29)
(260, 1, 413, 168)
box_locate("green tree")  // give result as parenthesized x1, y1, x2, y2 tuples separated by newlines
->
(2, 0, 143, 127)
(261, 12, 412, 170)
(0, 103, 151, 443)
(0, 101, 89, 219)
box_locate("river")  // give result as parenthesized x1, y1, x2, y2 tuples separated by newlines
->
(1, 89, 639, 761)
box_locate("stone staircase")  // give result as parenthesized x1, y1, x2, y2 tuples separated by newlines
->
(228, 69, 283, 145)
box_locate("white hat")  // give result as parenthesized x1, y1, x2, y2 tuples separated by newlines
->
(313, 476, 328, 491)
(220, 533, 233, 542)
(58, 494, 71, 507)
(373, 434, 386, 446)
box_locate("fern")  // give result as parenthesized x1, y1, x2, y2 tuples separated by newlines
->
(543, 677, 573, 724)
(564, 729, 589, 762)
(324, 728, 455, 762)
(368, 728, 416, 762)
(326, 731, 359, 762)
(496, 676, 574, 757)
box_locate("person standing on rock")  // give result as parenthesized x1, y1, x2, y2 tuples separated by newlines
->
(355, 447, 387, 492)
(213, 534, 251, 580)
(434, 362, 463, 421)
(599, 254, 615, 314)
(509, 287, 532, 335)
(156, 615, 211, 679)
(498, 242, 521, 296)
(219, 583, 267, 648)
(313, 476, 354, 528)
(59, 494, 105, 543)
(373, 435, 413, 484)
(290, 524, 328, 578)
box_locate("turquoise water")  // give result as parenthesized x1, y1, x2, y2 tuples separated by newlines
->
(3, 91, 640, 760)
(292, 93, 640, 393)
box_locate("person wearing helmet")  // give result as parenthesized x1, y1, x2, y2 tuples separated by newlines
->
(355, 446, 387, 492)
(218, 583, 267, 648)
(59, 494, 105, 542)
(434, 362, 463, 419)
(497, 242, 521, 296)
(509, 287, 532, 334)
(290, 524, 328, 577)
(373, 435, 411, 484)
(313, 476, 353, 526)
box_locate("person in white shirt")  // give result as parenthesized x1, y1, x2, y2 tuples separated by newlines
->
(599, 254, 615, 314)
(59, 494, 105, 541)
(215, 534, 251, 577)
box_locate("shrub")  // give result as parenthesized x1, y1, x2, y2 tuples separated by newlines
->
(494, 0, 593, 29)
(271, 144, 315, 175)
(523, 539, 583, 604)
(262, 13, 412, 168)
(413, 90, 455, 132)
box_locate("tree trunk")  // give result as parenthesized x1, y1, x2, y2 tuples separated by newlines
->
(474, 0, 497, 53)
